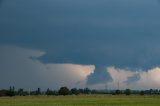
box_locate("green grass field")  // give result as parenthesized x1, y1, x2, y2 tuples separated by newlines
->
(0, 95, 160, 106)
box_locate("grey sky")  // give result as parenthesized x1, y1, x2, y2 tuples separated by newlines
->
(1, 0, 160, 89)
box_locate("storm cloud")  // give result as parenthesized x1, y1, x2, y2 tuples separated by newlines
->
(1, 45, 160, 90)
(1, 0, 160, 89)
(0, 46, 94, 90)
(105, 67, 160, 90)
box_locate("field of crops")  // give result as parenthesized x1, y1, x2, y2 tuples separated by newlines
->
(0, 95, 160, 106)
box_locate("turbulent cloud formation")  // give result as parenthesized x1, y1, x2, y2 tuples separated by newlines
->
(1, 0, 160, 89)
(87, 66, 112, 85)
(0, 46, 94, 90)
(1, 45, 160, 90)
(104, 67, 160, 90)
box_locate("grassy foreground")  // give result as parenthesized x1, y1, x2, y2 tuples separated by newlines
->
(0, 95, 160, 106)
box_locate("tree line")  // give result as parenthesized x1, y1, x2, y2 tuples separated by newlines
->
(0, 86, 160, 97)
(0, 86, 95, 97)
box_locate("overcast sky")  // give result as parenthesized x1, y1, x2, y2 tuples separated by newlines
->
(1, 0, 160, 90)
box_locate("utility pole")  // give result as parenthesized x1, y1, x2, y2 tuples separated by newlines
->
(29, 88, 30, 96)
(105, 83, 108, 93)
(117, 81, 120, 90)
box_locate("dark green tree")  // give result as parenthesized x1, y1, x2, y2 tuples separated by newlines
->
(18, 88, 24, 96)
(7, 86, 15, 97)
(71, 88, 79, 95)
(46, 88, 51, 95)
(58, 87, 70, 96)
(45, 88, 56, 95)
(36, 88, 41, 95)
(91, 89, 97, 94)
(140, 91, 145, 96)
(0, 89, 8, 96)
(115, 89, 121, 95)
(84, 88, 91, 94)
(125, 89, 131, 95)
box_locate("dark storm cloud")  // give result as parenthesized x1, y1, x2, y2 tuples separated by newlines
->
(87, 66, 112, 85)
(0, 0, 3, 7)
(125, 74, 141, 85)
(1, 0, 160, 86)
(0, 46, 94, 89)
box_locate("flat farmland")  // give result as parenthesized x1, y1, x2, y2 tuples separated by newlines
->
(0, 95, 160, 106)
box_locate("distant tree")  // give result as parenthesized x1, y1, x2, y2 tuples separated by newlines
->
(125, 89, 131, 95)
(91, 89, 97, 94)
(36, 88, 41, 95)
(0, 89, 8, 96)
(30, 91, 37, 95)
(153, 89, 158, 94)
(30, 88, 42, 95)
(71, 88, 79, 95)
(58, 87, 70, 96)
(140, 91, 145, 96)
(18, 88, 24, 96)
(46, 88, 51, 95)
(115, 89, 121, 95)
(149, 89, 153, 95)
(84, 88, 91, 94)
(46, 88, 56, 95)
(7, 86, 15, 97)
(78, 89, 84, 94)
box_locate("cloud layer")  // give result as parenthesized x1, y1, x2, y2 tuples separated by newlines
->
(0, 46, 94, 90)
(1, 0, 160, 88)
(103, 67, 160, 90)
(1, 46, 160, 90)
(1, 0, 160, 69)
